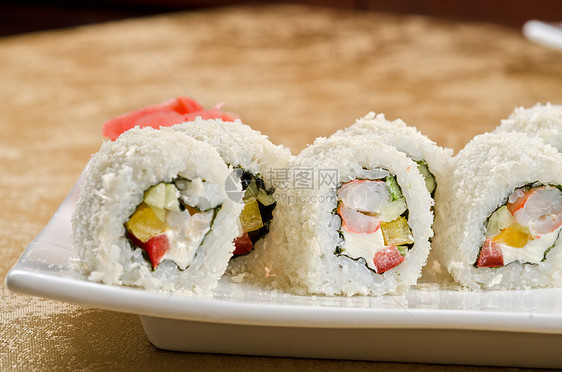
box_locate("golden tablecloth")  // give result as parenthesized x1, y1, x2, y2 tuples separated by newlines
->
(2, 4, 561, 370)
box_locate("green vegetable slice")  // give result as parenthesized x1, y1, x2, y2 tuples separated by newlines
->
(416, 160, 436, 194)
(486, 205, 515, 237)
(380, 198, 407, 222)
(385, 175, 402, 200)
(397, 245, 408, 257)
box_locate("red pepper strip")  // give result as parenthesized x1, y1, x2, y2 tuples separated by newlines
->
(232, 232, 253, 256)
(476, 238, 504, 268)
(373, 245, 405, 273)
(128, 232, 170, 269)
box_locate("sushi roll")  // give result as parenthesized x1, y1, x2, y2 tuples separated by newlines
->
(246, 135, 434, 296)
(72, 127, 243, 294)
(171, 118, 292, 275)
(333, 112, 453, 283)
(333, 112, 453, 199)
(494, 103, 562, 152)
(432, 132, 562, 290)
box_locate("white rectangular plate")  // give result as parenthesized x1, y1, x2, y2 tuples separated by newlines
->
(6, 173, 562, 368)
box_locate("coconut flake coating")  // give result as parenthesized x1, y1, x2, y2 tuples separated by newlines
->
(432, 132, 562, 290)
(334, 112, 453, 185)
(494, 103, 562, 152)
(172, 118, 292, 180)
(72, 127, 242, 294)
(171, 118, 293, 277)
(244, 135, 433, 296)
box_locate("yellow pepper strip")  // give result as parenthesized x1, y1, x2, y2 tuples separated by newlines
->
(125, 202, 169, 243)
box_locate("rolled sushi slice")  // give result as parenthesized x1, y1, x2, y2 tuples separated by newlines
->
(248, 135, 433, 296)
(333, 112, 453, 198)
(333, 112, 453, 284)
(72, 127, 243, 294)
(432, 132, 562, 290)
(170, 118, 292, 275)
(494, 103, 562, 152)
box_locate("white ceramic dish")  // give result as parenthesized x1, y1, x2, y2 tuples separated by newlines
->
(6, 173, 562, 368)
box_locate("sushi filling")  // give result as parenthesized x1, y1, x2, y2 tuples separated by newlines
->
(476, 184, 562, 268)
(334, 173, 414, 274)
(416, 160, 436, 197)
(232, 168, 276, 256)
(125, 177, 221, 270)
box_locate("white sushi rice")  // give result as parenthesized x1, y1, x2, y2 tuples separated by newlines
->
(333, 112, 453, 185)
(494, 102, 562, 152)
(72, 127, 243, 294)
(432, 132, 562, 290)
(170, 118, 293, 277)
(244, 135, 434, 296)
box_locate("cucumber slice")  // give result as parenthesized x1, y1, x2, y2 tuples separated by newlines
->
(486, 205, 515, 237)
(163, 183, 181, 211)
(385, 175, 402, 200)
(380, 198, 407, 222)
(416, 161, 436, 194)
(144, 182, 181, 212)
(144, 183, 166, 209)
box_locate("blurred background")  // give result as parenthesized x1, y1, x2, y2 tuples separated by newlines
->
(2, 2, 562, 370)
(2, 0, 562, 37)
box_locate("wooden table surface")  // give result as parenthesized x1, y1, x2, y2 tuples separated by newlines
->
(2, 4, 561, 370)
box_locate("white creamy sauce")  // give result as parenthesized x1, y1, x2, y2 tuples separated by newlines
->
(162, 209, 214, 269)
(180, 178, 222, 211)
(500, 227, 561, 265)
(340, 226, 386, 271)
